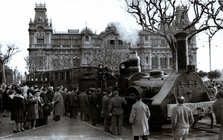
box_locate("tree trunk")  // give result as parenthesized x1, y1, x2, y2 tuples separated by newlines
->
(2, 65, 6, 84)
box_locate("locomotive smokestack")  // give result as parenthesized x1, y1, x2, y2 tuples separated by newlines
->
(128, 51, 141, 75)
(174, 32, 189, 72)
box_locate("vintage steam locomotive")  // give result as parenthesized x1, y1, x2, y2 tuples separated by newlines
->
(119, 32, 215, 130)
(26, 32, 215, 130)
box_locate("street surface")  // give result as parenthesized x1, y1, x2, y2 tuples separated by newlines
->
(0, 113, 219, 140)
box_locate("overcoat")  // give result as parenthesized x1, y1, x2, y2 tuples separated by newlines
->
(52, 91, 65, 116)
(11, 94, 25, 122)
(69, 90, 79, 107)
(213, 97, 223, 140)
(2, 89, 11, 110)
(101, 94, 111, 118)
(213, 98, 223, 124)
(26, 94, 39, 121)
(78, 91, 89, 114)
(129, 100, 150, 136)
(89, 92, 99, 119)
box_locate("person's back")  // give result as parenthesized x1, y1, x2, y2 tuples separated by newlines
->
(129, 98, 150, 140)
(108, 90, 127, 135)
(78, 91, 88, 110)
(101, 89, 112, 132)
(131, 100, 150, 126)
(171, 96, 194, 140)
(89, 89, 99, 126)
(52, 88, 65, 121)
(172, 104, 194, 129)
(78, 91, 88, 121)
(109, 95, 126, 115)
(101, 94, 111, 117)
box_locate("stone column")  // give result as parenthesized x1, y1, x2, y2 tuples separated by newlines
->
(149, 52, 152, 69)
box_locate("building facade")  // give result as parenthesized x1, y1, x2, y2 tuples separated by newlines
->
(28, 4, 197, 74)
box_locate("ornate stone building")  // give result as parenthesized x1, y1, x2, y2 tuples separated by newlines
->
(28, 4, 197, 74)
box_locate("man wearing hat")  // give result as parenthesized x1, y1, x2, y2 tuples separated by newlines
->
(108, 90, 127, 135)
(129, 94, 150, 140)
(88, 87, 99, 126)
(171, 96, 194, 140)
(101, 86, 113, 132)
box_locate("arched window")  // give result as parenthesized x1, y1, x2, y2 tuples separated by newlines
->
(160, 54, 167, 68)
(169, 57, 173, 67)
(37, 39, 44, 45)
(85, 35, 89, 41)
(146, 56, 149, 64)
(152, 55, 158, 68)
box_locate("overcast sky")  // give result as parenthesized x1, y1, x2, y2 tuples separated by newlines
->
(0, 0, 223, 74)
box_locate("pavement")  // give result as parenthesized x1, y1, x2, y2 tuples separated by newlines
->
(0, 111, 133, 140)
(0, 111, 219, 140)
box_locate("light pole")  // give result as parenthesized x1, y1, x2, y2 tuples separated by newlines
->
(208, 36, 212, 72)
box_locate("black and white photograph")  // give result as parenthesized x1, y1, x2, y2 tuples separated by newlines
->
(0, 0, 223, 139)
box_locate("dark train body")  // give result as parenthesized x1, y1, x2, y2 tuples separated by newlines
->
(119, 32, 215, 129)
(26, 66, 117, 91)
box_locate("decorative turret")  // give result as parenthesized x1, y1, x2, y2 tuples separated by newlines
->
(173, 5, 196, 33)
(34, 3, 48, 24)
(28, 3, 53, 48)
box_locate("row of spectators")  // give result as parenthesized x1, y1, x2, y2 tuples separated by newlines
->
(0, 84, 55, 132)
(0, 83, 126, 135)
(204, 80, 223, 100)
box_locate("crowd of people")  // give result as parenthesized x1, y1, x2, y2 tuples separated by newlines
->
(0, 83, 130, 136)
(0, 80, 222, 140)
(0, 83, 55, 132)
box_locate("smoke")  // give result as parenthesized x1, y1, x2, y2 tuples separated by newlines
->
(110, 22, 139, 46)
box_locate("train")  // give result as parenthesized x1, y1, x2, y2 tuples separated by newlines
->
(26, 32, 215, 130)
(118, 32, 215, 130)
(26, 66, 117, 91)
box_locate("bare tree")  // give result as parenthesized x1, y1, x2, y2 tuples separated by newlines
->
(27, 53, 45, 72)
(50, 54, 79, 70)
(90, 47, 128, 73)
(27, 53, 78, 72)
(0, 44, 20, 84)
(24, 55, 30, 71)
(124, 0, 223, 70)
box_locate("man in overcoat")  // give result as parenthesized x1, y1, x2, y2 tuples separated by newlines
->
(213, 90, 223, 140)
(78, 90, 89, 121)
(89, 88, 99, 126)
(52, 87, 65, 121)
(68, 88, 79, 119)
(101, 86, 113, 132)
(129, 95, 150, 140)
